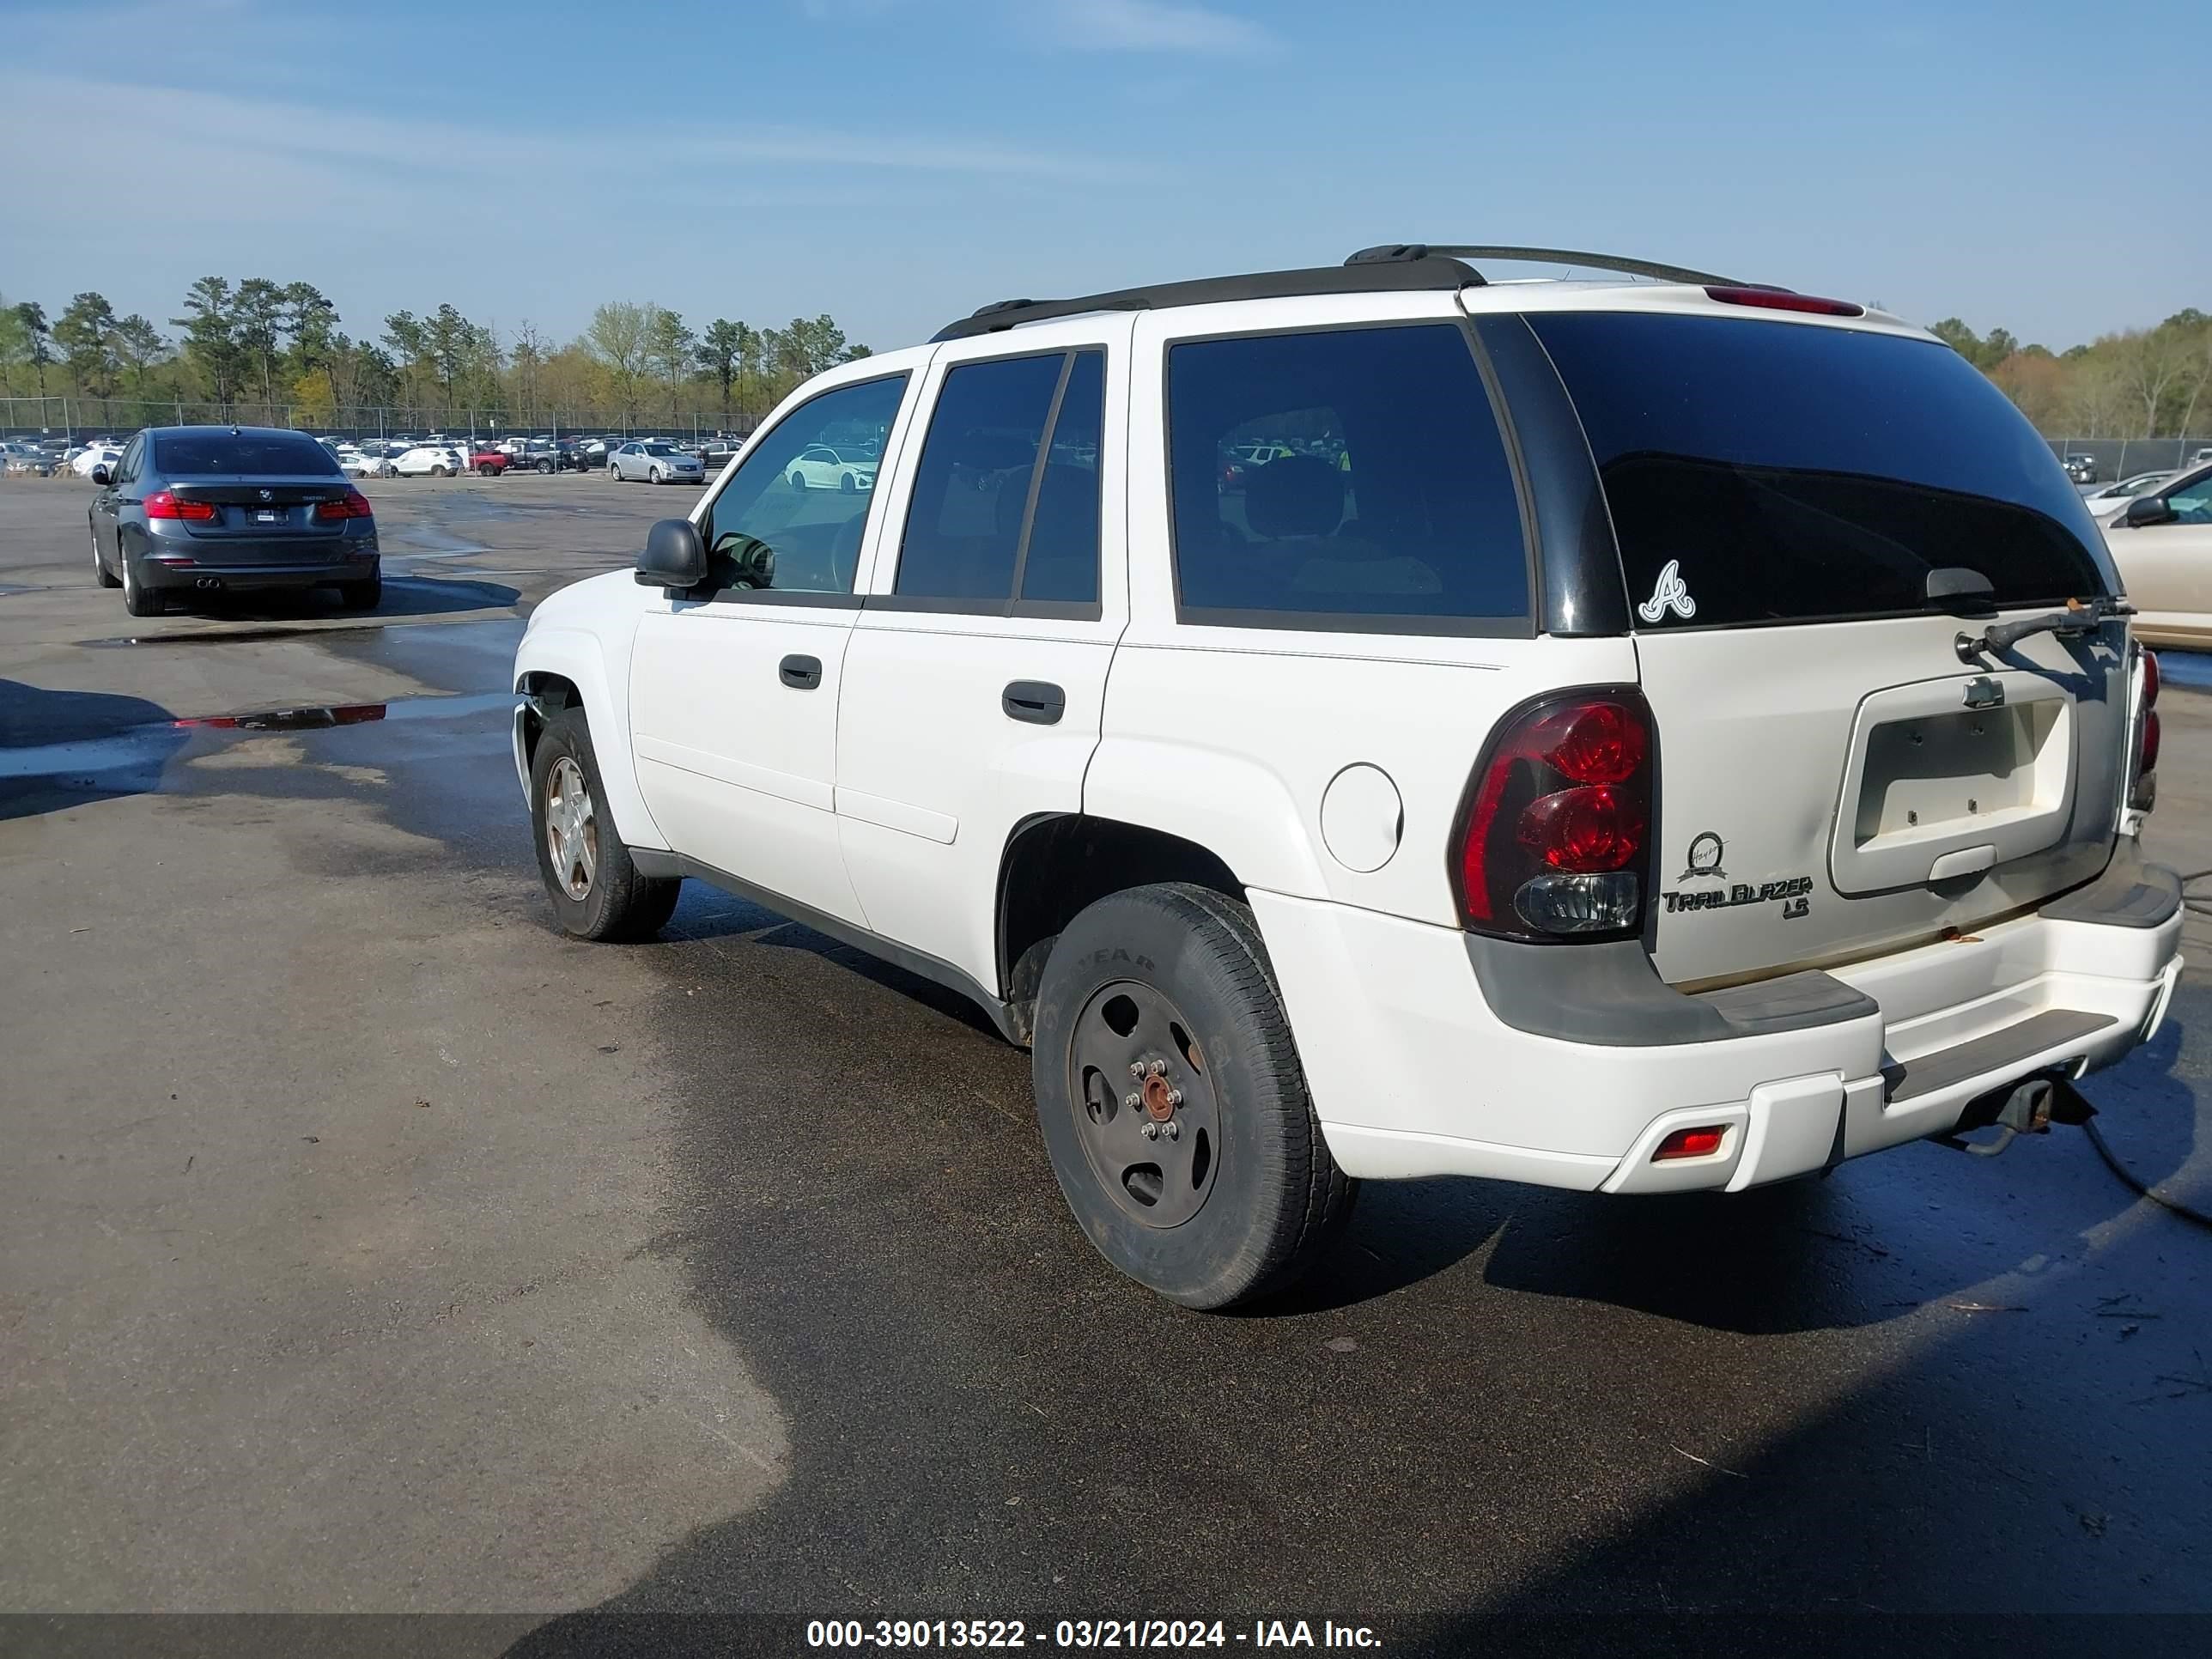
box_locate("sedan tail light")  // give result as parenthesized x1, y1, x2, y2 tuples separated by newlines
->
(1455, 689, 1656, 940)
(313, 489, 374, 521)
(143, 490, 216, 522)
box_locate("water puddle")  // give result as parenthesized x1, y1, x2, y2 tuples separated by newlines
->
(0, 691, 512, 780)
(80, 623, 394, 649)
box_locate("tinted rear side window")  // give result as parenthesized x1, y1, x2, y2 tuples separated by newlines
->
(154, 432, 343, 477)
(1167, 324, 1528, 631)
(1528, 313, 2116, 628)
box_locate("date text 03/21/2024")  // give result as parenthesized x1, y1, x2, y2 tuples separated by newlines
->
(804, 1619, 1383, 1649)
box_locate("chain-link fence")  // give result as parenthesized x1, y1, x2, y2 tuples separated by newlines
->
(2042, 437, 2212, 481)
(0, 396, 764, 443)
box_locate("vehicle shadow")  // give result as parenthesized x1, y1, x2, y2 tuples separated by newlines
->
(143, 574, 518, 625)
(0, 678, 185, 821)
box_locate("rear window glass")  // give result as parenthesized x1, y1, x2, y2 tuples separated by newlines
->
(154, 432, 342, 476)
(1167, 324, 1528, 630)
(1528, 313, 2116, 628)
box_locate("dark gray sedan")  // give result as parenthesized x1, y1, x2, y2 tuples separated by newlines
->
(88, 426, 381, 617)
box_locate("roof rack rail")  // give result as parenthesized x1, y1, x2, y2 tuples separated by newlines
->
(931, 256, 1485, 343)
(1346, 243, 1741, 287)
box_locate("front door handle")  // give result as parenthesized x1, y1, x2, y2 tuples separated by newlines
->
(1002, 680, 1066, 725)
(779, 654, 823, 690)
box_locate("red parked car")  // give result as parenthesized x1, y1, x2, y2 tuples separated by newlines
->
(468, 446, 509, 477)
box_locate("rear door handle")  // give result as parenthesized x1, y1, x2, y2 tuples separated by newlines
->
(779, 654, 823, 690)
(1002, 680, 1065, 725)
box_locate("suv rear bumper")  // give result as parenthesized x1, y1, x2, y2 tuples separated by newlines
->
(1249, 845, 2182, 1193)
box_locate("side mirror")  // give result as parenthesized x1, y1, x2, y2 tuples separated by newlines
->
(635, 516, 706, 588)
(90, 464, 112, 487)
(2124, 495, 2178, 529)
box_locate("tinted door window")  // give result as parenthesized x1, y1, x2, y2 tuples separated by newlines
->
(1166, 325, 1528, 629)
(896, 354, 1066, 604)
(153, 432, 343, 476)
(2163, 473, 2212, 525)
(701, 374, 909, 596)
(1020, 349, 1105, 606)
(1528, 312, 2117, 627)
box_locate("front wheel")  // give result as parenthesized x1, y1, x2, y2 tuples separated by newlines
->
(839, 472, 856, 494)
(649, 466, 665, 484)
(530, 708, 680, 941)
(92, 523, 119, 586)
(1030, 883, 1357, 1310)
(789, 471, 807, 491)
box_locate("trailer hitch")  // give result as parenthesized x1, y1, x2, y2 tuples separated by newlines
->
(1936, 1070, 2097, 1157)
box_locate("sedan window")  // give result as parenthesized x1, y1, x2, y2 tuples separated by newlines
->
(155, 432, 343, 476)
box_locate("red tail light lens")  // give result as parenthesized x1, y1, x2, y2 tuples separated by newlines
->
(314, 489, 374, 521)
(1703, 285, 1865, 319)
(1456, 689, 1656, 939)
(143, 490, 216, 522)
(2142, 648, 2160, 709)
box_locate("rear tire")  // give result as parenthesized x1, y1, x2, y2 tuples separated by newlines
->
(337, 574, 381, 611)
(1030, 882, 1357, 1310)
(530, 708, 680, 942)
(433, 465, 451, 477)
(538, 459, 555, 474)
(92, 523, 119, 586)
(120, 553, 162, 617)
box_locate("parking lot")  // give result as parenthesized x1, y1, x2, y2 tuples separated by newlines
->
(3, 471, 2210, 1645)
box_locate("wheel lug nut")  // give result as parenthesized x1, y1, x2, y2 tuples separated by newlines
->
(1141, 1122, 1159, 1140)
(1123, 1092, 1141, 1110)
(1147, 1059, 1167, 1076)
(1163, 1121, 1180, 1141)
(1129, 1062, 1146, 1079)
(1165, 1087, 1182, 1107)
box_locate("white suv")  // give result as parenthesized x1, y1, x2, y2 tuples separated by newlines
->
(512, 244, 2181, 1309)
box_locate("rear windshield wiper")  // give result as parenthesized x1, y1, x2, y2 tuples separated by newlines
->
(1956, 595, 2133, 661)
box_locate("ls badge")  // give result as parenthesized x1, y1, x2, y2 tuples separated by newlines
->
(1662, 833, 1813, 916)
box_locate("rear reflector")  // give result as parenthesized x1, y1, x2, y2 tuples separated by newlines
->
(1654, 1126, 1727, 1162)
(313, 489, 374, 521)
(1704, 285, 1865, 319)
(143, 489, 216, 522)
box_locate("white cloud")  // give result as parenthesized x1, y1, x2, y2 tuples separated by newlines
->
(1038, 0, 1276, 55)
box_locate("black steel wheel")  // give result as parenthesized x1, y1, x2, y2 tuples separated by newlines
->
(1030, 882, 1357, 1309)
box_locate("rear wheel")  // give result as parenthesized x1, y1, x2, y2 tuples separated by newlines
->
(477, 463, 497, 477)
(538, 459, 555, 474)
(433, 464, 451, 477)
(530, 708, 680, 941)
(119, 552, 163, 617)
(337, 574, 381, 611)
(92, 523, 119, 586)
(1030, 882, 1357, 1309)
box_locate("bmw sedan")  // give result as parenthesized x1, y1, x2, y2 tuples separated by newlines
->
(88, 426, 380, 617)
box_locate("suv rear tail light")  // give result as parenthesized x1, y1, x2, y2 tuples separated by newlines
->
(2130, 646, 2160, 811)
(1455, 689, 1655, 940)
(314, 489, 374, 521)
(143, 490, 216, 522)
(1703, 285, 1865, 319)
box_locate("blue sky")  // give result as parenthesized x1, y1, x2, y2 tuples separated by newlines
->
(3, 0, 2205, 356)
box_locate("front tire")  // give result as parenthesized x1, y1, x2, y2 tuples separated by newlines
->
(789, 471, 808, 491)
(839, 472, 857, 494)
(1030, 882, 1357, 1310)
(530, 708, 680, 942)
(92, 523, 119, 586)
(649, 466, 665, 484)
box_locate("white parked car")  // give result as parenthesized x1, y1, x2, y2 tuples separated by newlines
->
(69, 443, 124, 478)
(2100, 462, 2212, 649)
(392, 445, 465, 477)
(2079, 471, 2175, 520)
(786, 443, 877, 493)
(512, 244, 2178, 1309)
(336, 445, 396, 478)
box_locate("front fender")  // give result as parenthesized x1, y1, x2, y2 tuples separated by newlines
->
(514, 623, 669, 852)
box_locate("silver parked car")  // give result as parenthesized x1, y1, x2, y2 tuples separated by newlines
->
(607, 441, 705, 485)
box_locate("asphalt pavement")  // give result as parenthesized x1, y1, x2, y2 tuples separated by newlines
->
(2, 471, 2209, 1656)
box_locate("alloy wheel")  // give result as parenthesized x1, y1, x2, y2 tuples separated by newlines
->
(544, 757, 599, 901)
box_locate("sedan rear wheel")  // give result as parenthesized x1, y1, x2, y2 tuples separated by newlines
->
(120, 550, 162, 617)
